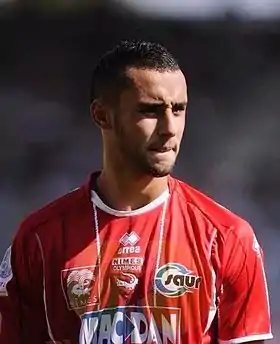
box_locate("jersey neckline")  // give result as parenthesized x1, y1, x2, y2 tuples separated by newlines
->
(91, 187, 170, 217)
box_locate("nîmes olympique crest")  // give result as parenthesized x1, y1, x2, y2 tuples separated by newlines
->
(61, 266, 99, 312)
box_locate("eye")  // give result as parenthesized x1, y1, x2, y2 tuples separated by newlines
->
(137, 104, 162, 117)
(172, 104, 186, 115)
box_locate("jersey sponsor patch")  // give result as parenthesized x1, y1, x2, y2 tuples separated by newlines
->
(0, 246, 13, 296)
(115, 273, 139, 290)
(120, 232, 140, 247)
(80, 306, 181, 344)
(155, 263, 202, 297)
(111, 257, 144, 272)
(61, 265, 99, 311)
(118, 231, 141, 255)
(111, 231, 143, 298)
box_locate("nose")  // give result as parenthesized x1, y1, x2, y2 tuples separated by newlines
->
(158, 108, 177, 137)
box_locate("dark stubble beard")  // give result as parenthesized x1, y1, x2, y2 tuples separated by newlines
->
(114, 115, 175, 178)
(118, 137, 175, 178)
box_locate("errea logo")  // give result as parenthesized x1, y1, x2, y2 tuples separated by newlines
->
(118, 232, 140, 255)
(120, 232, 140, 246)
(155, 263, 202, 297)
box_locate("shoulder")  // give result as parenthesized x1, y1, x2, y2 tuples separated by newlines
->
(15, 184, 88, 242)
(171, 177, 255, 242)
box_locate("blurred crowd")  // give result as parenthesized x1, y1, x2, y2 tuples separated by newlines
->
(0, 4, 279, 339)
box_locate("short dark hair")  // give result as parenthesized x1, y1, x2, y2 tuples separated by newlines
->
(90, 40, 180, 103)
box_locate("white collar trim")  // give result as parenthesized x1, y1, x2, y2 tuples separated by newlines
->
(91, 188, 170, 217)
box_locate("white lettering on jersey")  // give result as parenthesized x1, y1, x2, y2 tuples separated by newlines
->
(118, 246, 141, 255)
(112, 257, 143, 266)
(80, 306, 180, 344)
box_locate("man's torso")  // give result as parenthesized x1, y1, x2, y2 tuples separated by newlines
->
(32, 177, 226, 343)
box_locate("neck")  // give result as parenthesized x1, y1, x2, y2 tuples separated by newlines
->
(96, 167, 169, 211)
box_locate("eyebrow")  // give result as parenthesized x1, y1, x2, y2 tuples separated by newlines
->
(172, 101, 188, 107)
(137, 101, 188, 109)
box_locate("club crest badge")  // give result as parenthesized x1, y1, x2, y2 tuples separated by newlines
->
(61, 266, 99, 312)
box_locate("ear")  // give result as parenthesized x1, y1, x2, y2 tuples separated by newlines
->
(90, 99, 112, 130)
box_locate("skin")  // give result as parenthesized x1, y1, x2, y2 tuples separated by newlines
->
(91, 67, 188, 210)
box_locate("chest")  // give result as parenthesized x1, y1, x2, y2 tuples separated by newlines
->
(58, 207, 216, 318)
(40, 204, 219, 343)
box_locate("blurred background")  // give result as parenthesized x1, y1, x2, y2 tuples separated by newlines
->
(0, 0, 279, 340)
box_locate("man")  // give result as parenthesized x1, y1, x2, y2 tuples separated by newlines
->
(0, 40, 273, 343)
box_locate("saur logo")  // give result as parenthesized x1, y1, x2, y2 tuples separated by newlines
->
(80, 306, 181, 344)
(155, 263, 202, 297)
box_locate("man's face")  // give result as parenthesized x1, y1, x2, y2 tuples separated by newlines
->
(110, 67, 188, 177)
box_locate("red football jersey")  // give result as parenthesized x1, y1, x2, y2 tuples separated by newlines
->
(0, 173, 273, 344)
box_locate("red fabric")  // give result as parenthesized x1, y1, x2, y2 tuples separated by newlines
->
(0, 174, 272, 343)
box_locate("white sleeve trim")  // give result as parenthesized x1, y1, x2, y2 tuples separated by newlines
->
(219, 333, 273, 343)
(35, 233, 56, 343)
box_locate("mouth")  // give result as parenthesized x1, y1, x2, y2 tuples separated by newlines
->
(149, 147, 175, 153)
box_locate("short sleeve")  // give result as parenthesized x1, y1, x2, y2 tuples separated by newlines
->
(0, 224, 50, 343)
(218, 221, 273, 343)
